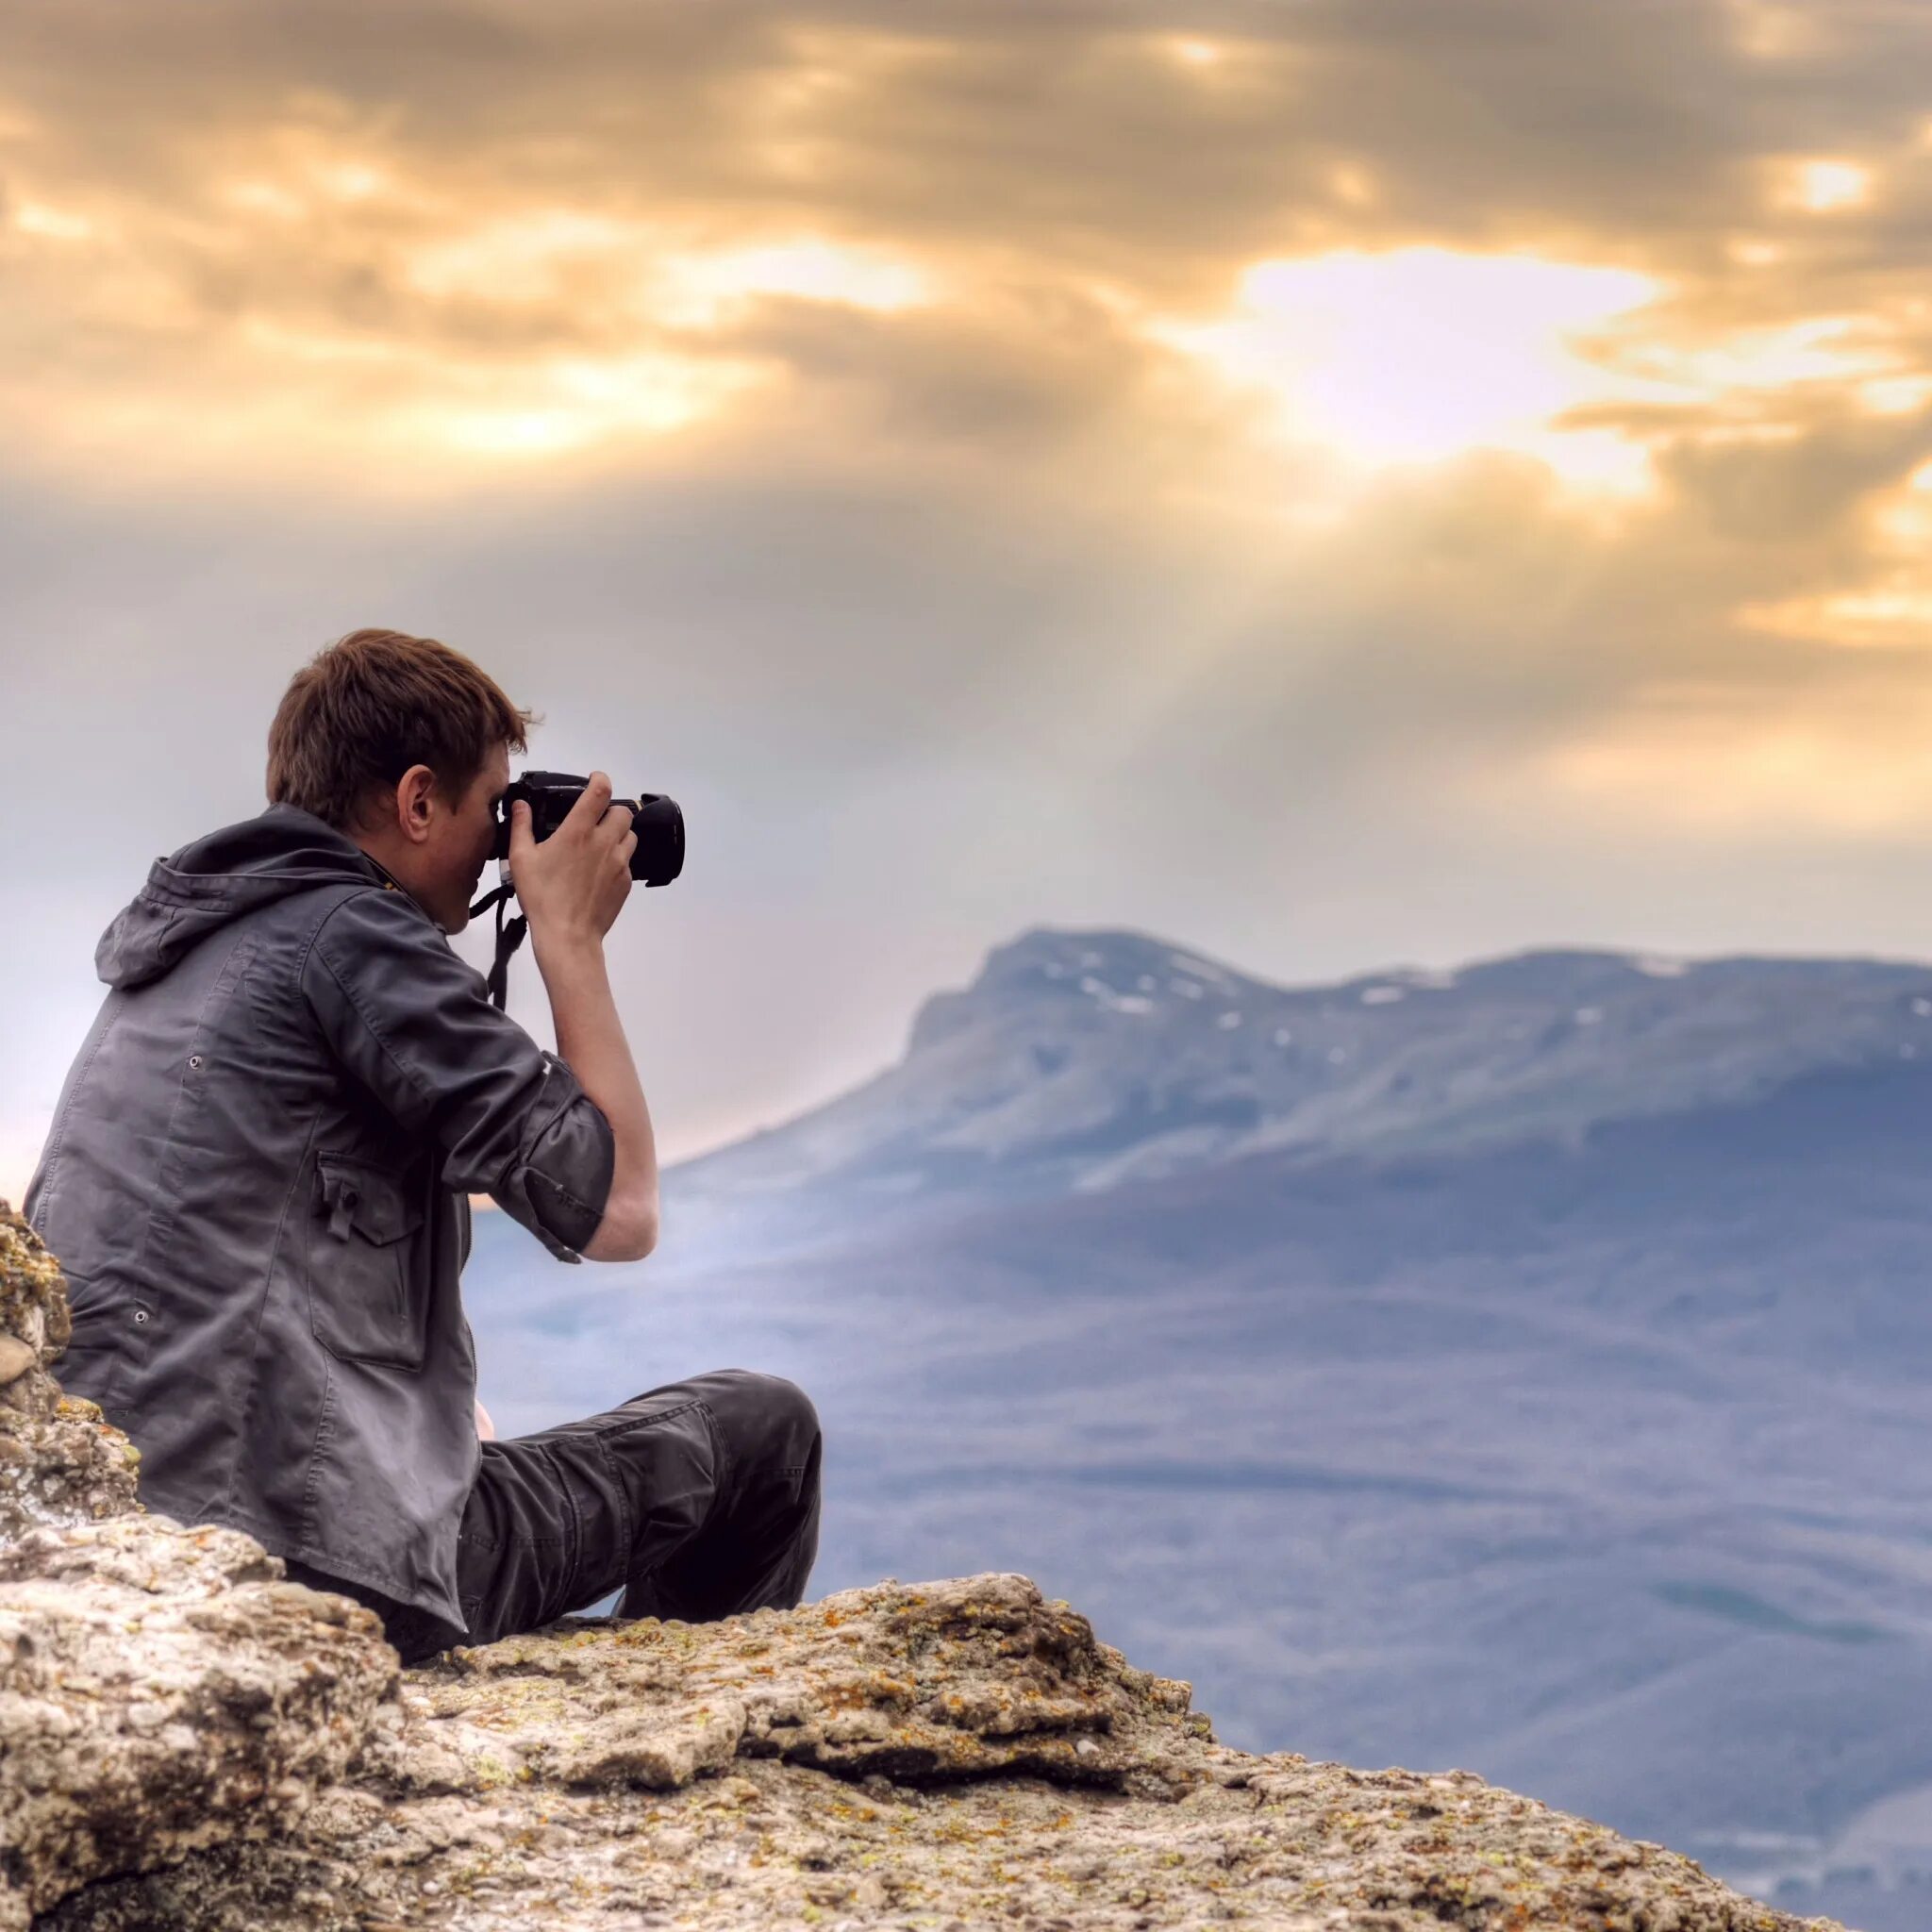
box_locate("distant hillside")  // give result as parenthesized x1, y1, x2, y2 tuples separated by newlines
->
(462, 928, 1932, 1932)
(658, 927, 1932, 1245)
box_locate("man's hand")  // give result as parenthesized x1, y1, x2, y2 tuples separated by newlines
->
(511, 768, 661, 1265)
(507, 770, 637, 951)
(475, 1397, 496, 1442)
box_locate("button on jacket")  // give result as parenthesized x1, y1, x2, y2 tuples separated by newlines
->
(23, 803, 617, 1625)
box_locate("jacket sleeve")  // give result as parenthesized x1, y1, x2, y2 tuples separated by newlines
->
(301, 887, 616, 1262)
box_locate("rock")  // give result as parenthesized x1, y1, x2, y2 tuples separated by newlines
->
(0, 1209, 139, 1540)
(0, 1208, 395, 1930)
(0, 1206, 68, 1363)
(0, 1200, 1848, 1931)
(0, 1516, 397, 1930)
(391, 1571, 1188, 1797)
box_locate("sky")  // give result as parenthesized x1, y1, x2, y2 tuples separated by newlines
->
(8, 0, 1932, 1204)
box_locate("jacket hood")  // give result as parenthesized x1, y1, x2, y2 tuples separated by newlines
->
(96, 803, 407, 989)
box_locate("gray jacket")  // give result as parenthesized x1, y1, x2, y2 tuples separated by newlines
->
(23, 803, 615, 1625)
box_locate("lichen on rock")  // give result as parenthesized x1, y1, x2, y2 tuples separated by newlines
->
(391, 1570, 1194, 1799)
(1, 1199, 1847, 1931)
(0, 1208, 140, 1542)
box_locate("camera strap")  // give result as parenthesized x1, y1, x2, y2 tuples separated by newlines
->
(467, 876, 527, 1011)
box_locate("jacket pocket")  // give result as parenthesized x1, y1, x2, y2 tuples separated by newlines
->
(50, 1270, 153, 1420)
(308, 1153, 427, 1372)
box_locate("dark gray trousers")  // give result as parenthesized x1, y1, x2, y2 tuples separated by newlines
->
(287, 1367, 823, 1664)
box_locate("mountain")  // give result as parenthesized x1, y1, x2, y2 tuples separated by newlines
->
(461, 927, 1932, 1932)
(666, 927, 1932, 1213)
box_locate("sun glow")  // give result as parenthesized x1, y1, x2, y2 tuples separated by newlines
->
(20, 219, 935, 475)
(404, 214, 931, 324)
(1148, 247, 1668, 493)
(428, 353, 769, 455)
(1603, 314, 1895, 391)
(11, 200, 94, 241)
(656, 240, 931, 325)
(1778, 158, 1874, 212)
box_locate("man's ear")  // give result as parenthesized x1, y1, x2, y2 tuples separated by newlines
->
(398, 764, 440, 843)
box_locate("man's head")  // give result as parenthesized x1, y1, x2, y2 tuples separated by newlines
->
(266, 628, 537, 936)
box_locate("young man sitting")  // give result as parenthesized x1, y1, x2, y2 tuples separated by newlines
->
(25, 626, 821, 1662)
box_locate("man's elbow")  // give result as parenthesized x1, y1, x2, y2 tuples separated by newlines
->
(580, 1191, 659, 1263)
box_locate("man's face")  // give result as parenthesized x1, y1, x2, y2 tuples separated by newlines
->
(432, 742, 513, 936)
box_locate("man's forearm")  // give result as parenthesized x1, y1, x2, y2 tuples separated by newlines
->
(533, 932, 659, 1227)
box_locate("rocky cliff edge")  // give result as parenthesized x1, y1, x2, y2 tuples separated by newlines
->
(0, 1203, 1842, 1931)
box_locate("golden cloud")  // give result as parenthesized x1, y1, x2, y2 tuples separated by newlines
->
(5, 0, 1932, 838)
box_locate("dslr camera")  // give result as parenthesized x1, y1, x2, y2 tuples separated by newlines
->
(472, 770, 685, 1008)
(489, 770, 685, 886)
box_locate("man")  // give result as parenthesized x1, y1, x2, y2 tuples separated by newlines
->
(24, 627, 821, 1663)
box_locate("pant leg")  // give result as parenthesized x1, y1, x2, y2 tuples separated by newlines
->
(461, 1367, 820, 1648)
(615, 1368, 823, 1623)
(289, 1368, 821, 1662)
(454, 1377, 722, 1647)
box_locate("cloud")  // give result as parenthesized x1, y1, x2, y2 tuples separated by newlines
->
(11, 0, 1932, 1200)
(5, 0, 1931, 490)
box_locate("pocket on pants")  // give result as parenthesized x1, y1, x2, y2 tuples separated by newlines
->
(307, 1153, 427, 1371)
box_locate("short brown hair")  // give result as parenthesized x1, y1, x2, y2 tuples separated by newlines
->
(266, 628, 539, 831)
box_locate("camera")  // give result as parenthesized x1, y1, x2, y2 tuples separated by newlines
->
(473, 771, 684, 1008)
(490, 770, 685, 887)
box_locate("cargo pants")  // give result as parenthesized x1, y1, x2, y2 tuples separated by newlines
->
(286, 1367, 823, 1664)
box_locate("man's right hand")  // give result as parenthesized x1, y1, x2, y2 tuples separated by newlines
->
(508, 771, 638, 948)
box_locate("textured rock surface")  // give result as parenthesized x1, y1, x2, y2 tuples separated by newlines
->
(2, 1200, 1845, 1931)
(0, 1518, 397, 1930)
(0, 1208, 396, 1930)
(0, 1209, 137, 1540)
